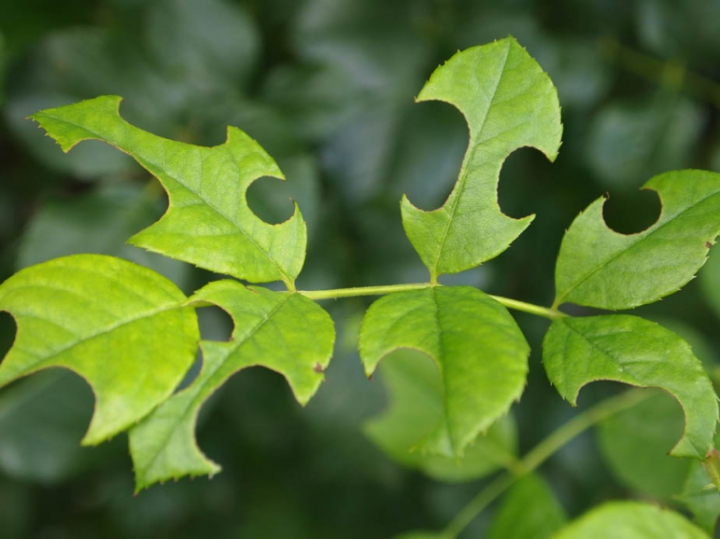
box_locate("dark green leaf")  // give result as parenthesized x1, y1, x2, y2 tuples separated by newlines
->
(598, 390, 690, 499)
(364, 349, 518, 482)
(676, 461, 720, 534)
(487, 474, 566, 539)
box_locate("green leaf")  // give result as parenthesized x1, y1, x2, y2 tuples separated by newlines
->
(0, 254, 198, 444)
(487, 474, 566, 539)
(553, 501, 709, 539)
(700, 243, 720, 319)
(364, 349, 518, 482)
(400, 36, 562, 279)
(598, 390, 690, 499)
(31, 95, 306, 288)
(129, 280, 334, 491)
(359, 286, 529, 457)
(676, 461, 720, 534)
(553, 169, 720, 310)
(543, 315, 718, 459)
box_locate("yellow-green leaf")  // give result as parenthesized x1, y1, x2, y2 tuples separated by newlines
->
(129, 280, 334, 491)
(31, 96, 306, 288)
(0, 254, 198, 445)
(543, 315, 717, 459)
(401, 36, 562, 280)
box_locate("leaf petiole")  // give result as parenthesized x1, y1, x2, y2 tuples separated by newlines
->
(297, 285, 565, 319)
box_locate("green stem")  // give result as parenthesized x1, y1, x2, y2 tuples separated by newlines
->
(297, 285, 564, 319)
(442, 388, 652, 538)
(298, 282, 434, 300)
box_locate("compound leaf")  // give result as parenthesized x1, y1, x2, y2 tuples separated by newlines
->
(0, 254, 199, 445)
(488, 474, 566, 539)
(401, 36, 562, 279)
(129, 280, 334, 491)
(553, 501, 709, 539)
(359, 286, 529, 457)
(364, 349, 518, 482)
(554, 169, 720, 310)
(31, 95, 306, 288)
(543, 315, 717, 459)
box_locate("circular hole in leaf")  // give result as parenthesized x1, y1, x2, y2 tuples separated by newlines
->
(0, 311, 16, 360)
(602, 188, 661, 235)
(246, 176, 295, 225)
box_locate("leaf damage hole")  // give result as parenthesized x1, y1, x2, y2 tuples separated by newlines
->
(246, 175, 295, 225)
(497, 147, 556, 219)
(0, 311, 16, 360)
(602, 189, 661, 235)
(397, 101, 468, 211)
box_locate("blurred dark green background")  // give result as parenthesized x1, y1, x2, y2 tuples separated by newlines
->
(1, 0, 720, 537)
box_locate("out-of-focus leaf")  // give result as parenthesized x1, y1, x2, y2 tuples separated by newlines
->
(543, 315, 717, 459)
(586, 97, 703, 190)
(146, 0, 259, 90)
(129, 280, 334, 491)
(0, 254, 198, 444)
(676, 461, 720, 534)
(17, 182, 191, 289)
(700, 242, 720, 320)
(554, 170, 720, 310)
(394, 533, 448, 539)
(32, 96, 307, 287)
(636, 0, 720, 61)
(487, 474, 566, 539)
(0, 370, 106, 483)
(359, 286, 529, 457)
(401, 37, 562, 279)
(553, 501, 709, 538)
(364, 349, 518, 482)
(598, 390, 690, 499)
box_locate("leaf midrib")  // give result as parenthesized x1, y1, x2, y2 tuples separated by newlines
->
(431, 41, 512, 277)
(136, 293, 292, 478)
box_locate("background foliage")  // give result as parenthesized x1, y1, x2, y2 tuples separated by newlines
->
(1, 0, 720, 537)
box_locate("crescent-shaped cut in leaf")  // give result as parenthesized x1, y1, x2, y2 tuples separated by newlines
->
(400, 36, 562, 280)
(553, 169, 720, 310)
(128, 280, 334, 491)
(543, 315, 718, 459)
(553, 501, 709, 539)
(0, 254, 199, 445)
(359, 286, 529, 457)
(30, 96, 306, 288)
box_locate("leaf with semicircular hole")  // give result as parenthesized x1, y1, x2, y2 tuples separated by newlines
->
(553, 501, 709, 539)
(0, 254, 199, 445)
(364, 349, 518, 482)
(400, 36, 562, 280)
(30, 95, 306, 288)
(129, 280, 334, 491)
(543, 315, 717, 459)
(553, 169, 720, 310)
(359, 286, 529, 457)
